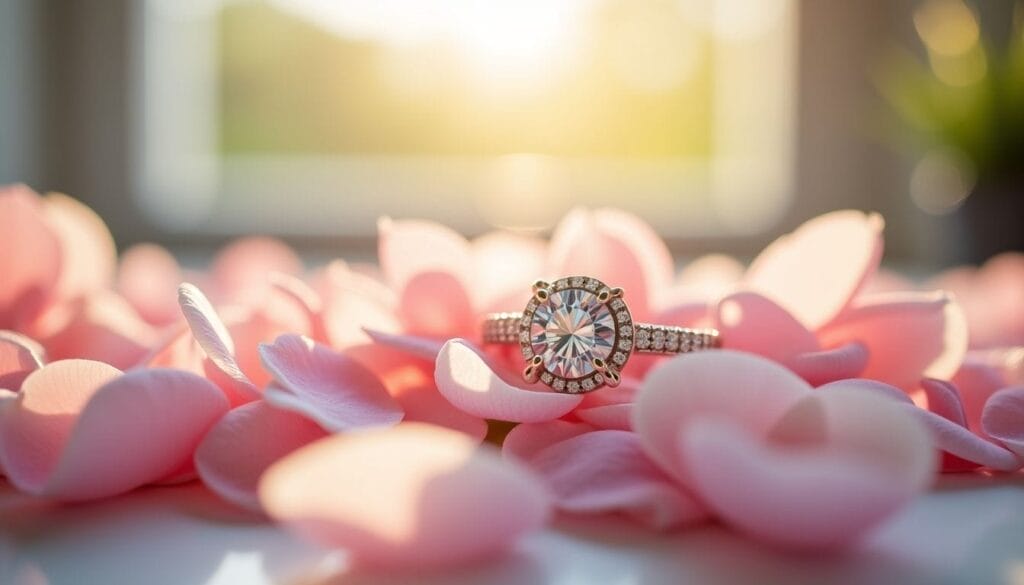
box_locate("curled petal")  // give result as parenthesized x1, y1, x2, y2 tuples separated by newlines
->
(790, 342, 869, 387)
(682, 392, 931, 550)
(633, 351, 811, 484)
(259, 423, 551, 568)
(434, 340, 582, 423)
(982, 387, 1024, 459)
(744, 210, 884, 328)
(397, 271, 475, 338)
(0, 185, 62, 329)
(954, 348, 1024, 432)
(117, 243, 183, 326)
(196, 400, 327, 511)
(716, 292, 818, 363)
(548, 208, 673, 318)
(42, 193, 116, 301)
(528, 430, 707, 530)
(920, 378, 967, 426)
(364, 329, 445, 361)
(378, 218, 472, 292)
(268, 273, 327, 343)
(818, 292, 969, 391)
(178, 283, 258, 404)
(0, 361, 228, 500)
(0, 331, 45, 390)
(258, 334, 403, 431)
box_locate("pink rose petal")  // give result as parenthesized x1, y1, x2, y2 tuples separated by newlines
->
(42, 193, 117, 302)
(268, 272, 327, 342)
(0, 331, 45, 390)
(397, 271, 475, 338)
(716, 292, 819, 364)
(502, 420, 597, 461)
(954, 349, 1023, 432)
(363, 329, 446, 361)
(177, 283, 259, 404)
(378, 218, 473, 293)
(195, 400, 328, 511)
(633, 351, 811, 484)
(744, 210, 884, 328)
(41, 292, 158, 369)
(920, 378, 968, 426)
(574, 403, 633, 431)
(982, 387, 1024, 458)
(789, 342, 870, 387)
(548, 208, 673, 318)
(818, 292, 969, 390)
(528, 429, 707, 530)
(258, 334, 403, 431)
(320, 261, 401, 348)
(0, 185, 62, 329)
(471, 231, 546, 312)
(209, 237, 303, 304)
(673, 254, 745, 303)
(0, 361, 228, 500)
(434, 339, 582, 423)
(259, 423, 551, 568)
(117, 243, 184, 326)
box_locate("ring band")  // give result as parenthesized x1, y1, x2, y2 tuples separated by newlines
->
(481, 275, 721, 394)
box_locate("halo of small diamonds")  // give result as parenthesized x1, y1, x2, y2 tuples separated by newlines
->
(519, 276, 632, 393)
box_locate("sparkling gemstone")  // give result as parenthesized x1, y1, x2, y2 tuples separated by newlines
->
(530, 288, 616, 379)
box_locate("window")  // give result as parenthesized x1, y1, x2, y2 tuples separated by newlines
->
(136, 0, 796, 239)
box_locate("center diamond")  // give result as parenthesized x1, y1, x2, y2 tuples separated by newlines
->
(530, 288, 616, 378)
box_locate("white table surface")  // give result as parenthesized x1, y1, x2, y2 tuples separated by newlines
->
(2, 474, 1023, 585)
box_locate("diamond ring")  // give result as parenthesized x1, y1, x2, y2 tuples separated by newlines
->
(482, 276, 721, 393)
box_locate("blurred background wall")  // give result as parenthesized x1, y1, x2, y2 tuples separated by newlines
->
(0, 0, 1020, 267)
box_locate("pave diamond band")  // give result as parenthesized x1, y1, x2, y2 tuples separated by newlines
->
(481, 275, 721, 394)
(483, 313, 719, 355)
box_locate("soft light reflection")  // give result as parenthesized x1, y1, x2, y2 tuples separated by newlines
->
(928, 44, 988, 86)
(477, 155, 564, 233)
(914, 0, 980, 56)
(910, 149, 975, 215)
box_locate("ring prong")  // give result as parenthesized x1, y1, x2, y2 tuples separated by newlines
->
(597, 289, 611, 303)
(609, 287, 624, 298)
(532, 280, 550, 293)
(534, 287, 551, 302)
(531, 355, 543, 366)
(592, 357, 607, 373)
(604, 368, 621, 388)
(522, 364, 541, 384)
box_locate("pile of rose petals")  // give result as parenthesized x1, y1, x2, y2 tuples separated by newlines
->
(1, 183, 1023, 568)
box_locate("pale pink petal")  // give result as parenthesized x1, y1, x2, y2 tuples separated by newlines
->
(528, 430, 707, 530)
(259, 423, 551, 568)
(863, 267, 916, 295)
(651, 302, 713, 329)
(364, 329, 445, 361)
(471, 231, 546, 312)
(818, 379, 1020, 471)
(954, 348, 1024, 432)
(920, 378, 968, 426)
(682, 395, 931, 549)
(268, 273, 327, 342)
(574, 403, 633, 431)
(209, 237, 303, 304)
(223, 285, 314, 388)
(41, 292, 158, 369)
(0, 331, 45, 390)
(386, 383, 488, 441)
(716, 292, 818, 363)
(195, 400, 327, 511)
(633, 350, 811, 484)
(434, 339, 582, 423)
(547, 208, 673, 318)
(397, 271, 475, 338)
(258, 334, 403, 431)
(0, 185, 62, 329)
(982, 387, 1024, 459)
(378, 218, 473, 292)
(744, 210, 884, 328)
(0, 362, 228, 500)
(321, 261, 401, 348)
(177, 283, 258, 404)
(41, 193, 116, 302)
(818, 292, 969, 390)
(789, 342, 870, 387)
(502, 420, 597, 461)
(116, 243, 184, 326)
(672, 254, 745, 303)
